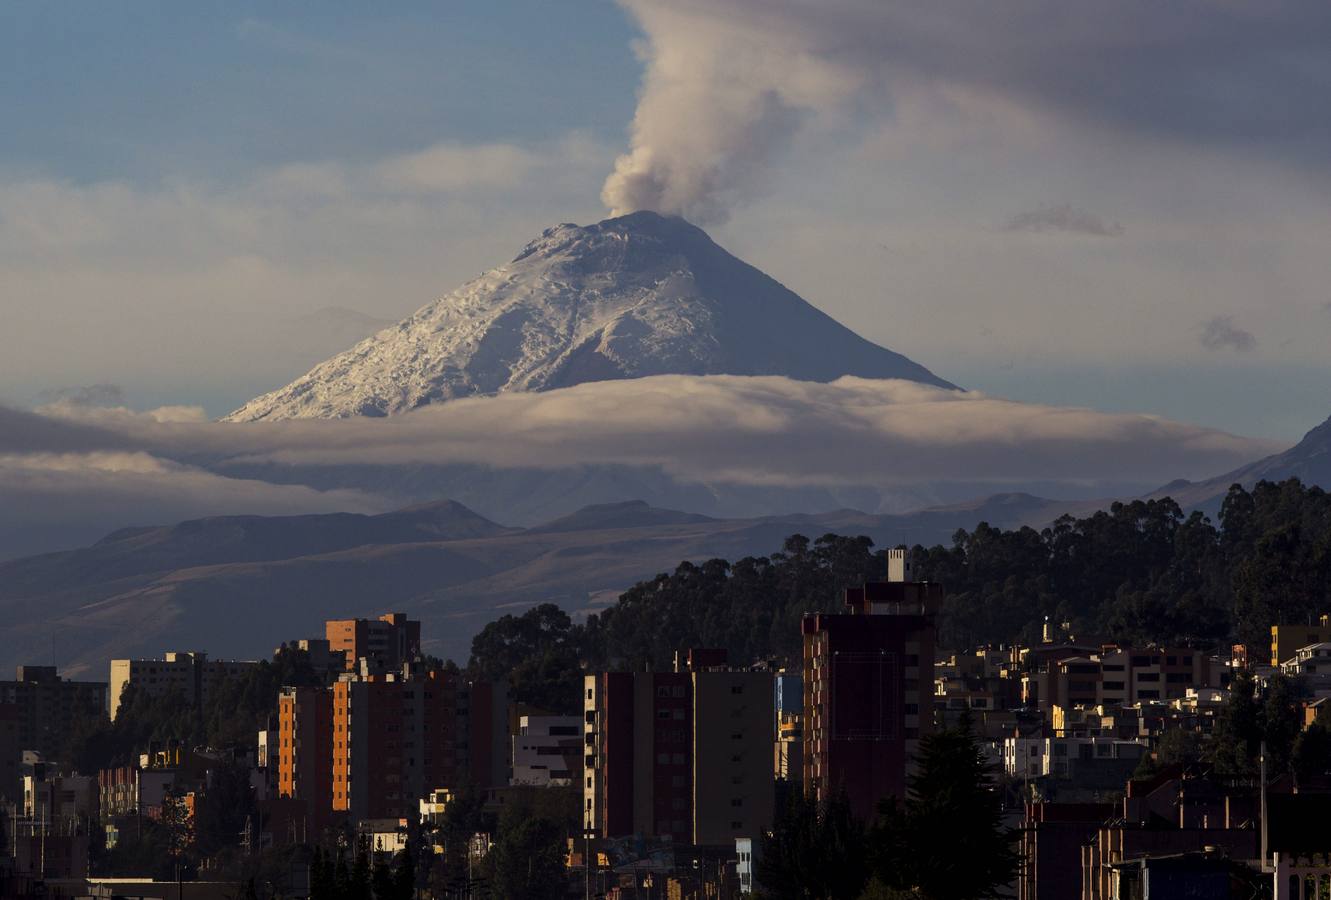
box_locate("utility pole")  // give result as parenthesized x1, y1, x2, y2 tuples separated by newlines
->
(1260, 741, 1269, 872)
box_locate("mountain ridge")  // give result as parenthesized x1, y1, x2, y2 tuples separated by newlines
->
(0, 492, 1088, 677)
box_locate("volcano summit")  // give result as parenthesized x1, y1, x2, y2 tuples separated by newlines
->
(226, 211, 954, 421)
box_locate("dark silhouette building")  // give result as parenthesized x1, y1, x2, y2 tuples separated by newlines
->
(801, 549, 942, 822)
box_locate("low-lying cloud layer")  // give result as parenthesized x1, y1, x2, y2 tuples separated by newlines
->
(2, 376, 1281, 559)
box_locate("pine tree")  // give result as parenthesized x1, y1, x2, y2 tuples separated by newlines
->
(867, 716, 1017, 900)
(756, 790, 868, 899)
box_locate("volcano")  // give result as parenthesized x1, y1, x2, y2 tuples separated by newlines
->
(225, 211, 954, 421)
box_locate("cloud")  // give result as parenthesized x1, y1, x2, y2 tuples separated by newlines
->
(1, 375, 1283, 558)
(1199, 316, 1257, 353)
(1003, 204, 1123, 237)
(604, 0, 1331, 222)
(44, 375, 1277, 487)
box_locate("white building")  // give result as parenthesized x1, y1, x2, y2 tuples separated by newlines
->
(511, 715, 581, 787)
(108, 651, 259, 720)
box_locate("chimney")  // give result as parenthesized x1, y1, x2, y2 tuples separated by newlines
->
(887, 548, 912, 583)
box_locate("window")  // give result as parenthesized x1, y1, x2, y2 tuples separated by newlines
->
(657, 710, 671, 720)
(1136, 673, 1160, 683)
(731, 798, 743, 807)
(1103, 681, 1125, 691)
(1138, 690, 1159, 699)
(904, 703, 919, 715)
(731, 685, 744, 695)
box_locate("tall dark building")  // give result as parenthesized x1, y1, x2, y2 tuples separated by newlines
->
(584, 650, 775, 846)
(802, 549, 941, 822)
(0, 666, 108, 758)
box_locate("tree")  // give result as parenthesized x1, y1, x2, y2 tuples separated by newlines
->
(757, 791, 868, 899)
(391, 845, 417, 900)
(486, 799, 567, 900)
(469, 603, 585, 713)
(1294, 703, 1331, 781)
(1208, 671, 1263, 776)
(867, 717, 1017, 900)
(371, 859, 396, 900)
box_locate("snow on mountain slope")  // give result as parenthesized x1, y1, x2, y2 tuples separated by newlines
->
(225, 211, 954, 421)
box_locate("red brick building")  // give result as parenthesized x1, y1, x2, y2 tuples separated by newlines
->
(802, 549, 941, 822)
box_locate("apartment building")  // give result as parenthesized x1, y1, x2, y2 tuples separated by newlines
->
(1271, 616, 1331, 666)
(332, 667, 459, 822)
(1023, 646, 1225, 712)
(801, 549, 940, 822)
(0, 666, 108, 758)
(0, 703, 19, 804)
(325, 613, 421, 673)
(584, 649, 775, 848)
(511, 715, 582, 786)
(108, 651, 258, 720)
(275, 686, 334, 830)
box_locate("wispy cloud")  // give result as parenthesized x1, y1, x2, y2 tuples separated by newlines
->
(1199, 315, 1257, 352)
(1003, 204, 1124, 237)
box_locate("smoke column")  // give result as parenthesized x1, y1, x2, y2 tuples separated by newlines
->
(601, 1, 1324, 225)
(601, 1, 862, 225)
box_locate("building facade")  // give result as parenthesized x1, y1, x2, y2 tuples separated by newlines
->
(584, 651, 775, 847)
(802, 549, 940, 821)
(511, 715, 582, 786)
(325, 613, 421, 673)
(0, 666, 108, 759)
(108, 651, 258, 720)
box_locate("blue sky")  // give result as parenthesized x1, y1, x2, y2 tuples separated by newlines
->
(3, 2, 637, 180)
(3, 1, 1330, 442)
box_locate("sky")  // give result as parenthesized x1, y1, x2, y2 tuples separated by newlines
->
(3, 1, 1331, 440)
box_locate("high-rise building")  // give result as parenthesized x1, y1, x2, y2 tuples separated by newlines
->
(276, 686, 334, 830)
(0, 702, 19, 804)
(108, 651, 258, 721)
(0, 666, 108, 757)
(277, 666, 461, 825)
(325, 613, 421, 673)
(331, 666, 459, 821)
(584, 649, 774, 847)
(802, 548, 941, 822)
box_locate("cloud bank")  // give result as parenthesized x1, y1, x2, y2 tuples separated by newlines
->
(3, 375, 1280, 559)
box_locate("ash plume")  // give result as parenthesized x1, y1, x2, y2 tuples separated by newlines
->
(601, 0, 1331, 224)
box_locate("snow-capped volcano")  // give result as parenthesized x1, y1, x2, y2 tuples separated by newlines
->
(225, 211, 954, 421)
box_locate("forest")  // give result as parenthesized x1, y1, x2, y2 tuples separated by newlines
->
(467, 479, 1331, 713)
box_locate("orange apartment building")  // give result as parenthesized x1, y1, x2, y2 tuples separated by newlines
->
(325, 613, 421, 673)
(277, 666, 511, 825)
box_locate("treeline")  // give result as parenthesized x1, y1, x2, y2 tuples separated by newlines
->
(468, 479, 1331, 713)
(921, 478, 1331, 651)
